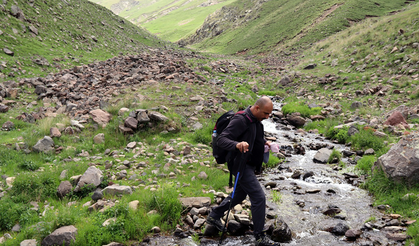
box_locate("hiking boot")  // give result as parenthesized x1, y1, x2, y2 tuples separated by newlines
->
(255, 233, 280, 246)
(206, 216, 227, 232)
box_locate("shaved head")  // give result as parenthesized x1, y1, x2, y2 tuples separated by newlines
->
(254, 96, 272, 108)
(251, 96, 273, 121)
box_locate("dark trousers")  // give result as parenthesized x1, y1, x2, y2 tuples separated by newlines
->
(209, 164, 266, 235)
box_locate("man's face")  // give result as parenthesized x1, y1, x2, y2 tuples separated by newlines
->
(256, 104, 273, 121)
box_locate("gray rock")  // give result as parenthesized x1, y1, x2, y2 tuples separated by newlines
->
(193, 218, 206, 230)
(0, 104, 8, 113)
(178, 197, 211, 208)
(376, 133, 419, 185)
(103, 185, 132, 196)
(313, 148, 333, 163)
(91, 189, 103, 201)
(41, 225, 77, 246)
(74, 166, 103, 192)
(277, 76, 292, 86)
(28, 25, 38, 35)
(350, 101, 363, 109)
(124, 117, 138, 130)
(93, 133, 105, 144)
(347, 125, 359, 136)
(2, 121, 14, 131)
(286, 114, 306, 127)
(197, 171, 208, 179)
(270, 217, 292, 243)
(192, 122, 203, 130)
(57, 181, 72, 199)
(20, 239, 37, 246)
(148, 111, 169, 122)
(330, 222, 349, 236)
(10, 5, 25, 20)
(33, 136, 54, 153)
(136, 109, 150, 123)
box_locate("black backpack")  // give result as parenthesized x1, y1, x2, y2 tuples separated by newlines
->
(212, 110, 254, 186)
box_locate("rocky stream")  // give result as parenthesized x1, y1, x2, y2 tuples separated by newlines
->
(141, 102, 411, 246)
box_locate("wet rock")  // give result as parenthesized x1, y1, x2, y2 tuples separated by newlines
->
(329, 222, 349, 236)
(323, 204, 342, 216)
(345, 229, 362, 240)
(313, 148, 332, 163)
(286, 113, 306, 127)
(268, 217, 292, 243)
(386, 232, 408, 242)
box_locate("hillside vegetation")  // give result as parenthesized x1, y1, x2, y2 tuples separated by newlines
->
(0, 0, 419, 245)
(181, 0, 416, 54)
(89, 0, 236, 42)
(0, 0, 166, 82)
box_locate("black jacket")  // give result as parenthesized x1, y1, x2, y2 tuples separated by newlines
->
(217, 106, 266, 173)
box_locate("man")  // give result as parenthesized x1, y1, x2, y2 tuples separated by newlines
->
(207, 96, 280, 246)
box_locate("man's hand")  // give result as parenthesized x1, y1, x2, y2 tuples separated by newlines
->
(236, 141, 249, 153)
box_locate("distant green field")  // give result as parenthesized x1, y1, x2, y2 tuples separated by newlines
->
(89, 0, 235, 42)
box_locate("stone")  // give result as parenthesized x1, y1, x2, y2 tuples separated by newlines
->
(287, 114, 306, 127)
(270, 218, 292, 243)
(277, 76, 292, 86)
(50, 127, 61, 138)
(90, 109, 111, 127)
(29, 25, 38, 35)
(329, 222, 349, 236)
(350, 101, 363, 109)
(193, 218, 206, 230)
(2, 121, 14, 131)
(313, 148, 333, 163)
(129, 200, 139, 210)
(376, 133, 419, 185)
(345, 229, 362, 240)
(93, 133, 105, 144)
(151, 226, 161, 233)
(33, 136, 54, 153)
(74, 166, 103, 192)
(384, 111, 409, 129)
(0, 104, 9, 113)
(124, 117, 138, 130)
(103, 242, 124, 246)
(347, 125, 359, 136)
(57, 181, 72, 199)
(103, 185, 133, 196)
(118, 107, 129, 116)
(197, 171, 208, 179)
(3, 47, 14, 56)
(91, 190, 103, 201)
(148, 111, 169, 122)
(41, 225, 77, 246)
(136, 109, 150, 123)
(20, 239, 37, 246)
(178, 197, 211, 208)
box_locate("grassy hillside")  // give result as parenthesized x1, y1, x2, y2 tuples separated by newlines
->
(183, 0, 417, 54)
(0, 0, 166, 83)
(89, 0, 236, 42)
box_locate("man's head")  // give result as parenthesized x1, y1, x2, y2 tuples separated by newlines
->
(250, 96, 273, 121)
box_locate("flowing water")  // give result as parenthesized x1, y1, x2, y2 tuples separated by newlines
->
(145, 104, 402, 246)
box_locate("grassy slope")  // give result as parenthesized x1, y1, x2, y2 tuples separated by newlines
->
(89, 0, 236, 42)
(0, 0, 166, 83)
(187, 0, 415, 54)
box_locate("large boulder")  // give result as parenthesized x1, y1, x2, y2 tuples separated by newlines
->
(376, 133, 419, 185)
(74, 166, 103, 192)
(383, 111, 409, 129)
(286, 113, 306, 127)
(41, 225, 77, 246)
(90, 109, 111, 127)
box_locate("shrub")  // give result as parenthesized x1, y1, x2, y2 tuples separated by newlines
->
(350, 127, 385, 151)
(328, 149, 342, 163)
(263, 153, 281, 169)
(282, 101, 321, 117)
(145, 186, 182, 229)
(0, 198, 30, 230)
(326, 126, 349, 143)
(356, 155, 376, 174)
